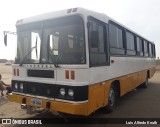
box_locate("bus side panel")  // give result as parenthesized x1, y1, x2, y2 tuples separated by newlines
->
(120, 72, 139, 96)
(149, 67, 156, 78)
(87, 67, 156, 114)
(88, 83, 105, 114)
(138, 70, 147, 85)
(87, 69, 149, 114)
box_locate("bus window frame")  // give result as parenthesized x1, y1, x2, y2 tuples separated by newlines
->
(143, 40, 149, 57)
(126, 30, 136, 56)
(88, 16, 110, 67)
(108, 21, 126, 56)
(136, 36, 144, 57)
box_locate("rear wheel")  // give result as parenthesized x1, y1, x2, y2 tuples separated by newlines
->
(140, 74, 149, 88)
(106, 85, 117, 113)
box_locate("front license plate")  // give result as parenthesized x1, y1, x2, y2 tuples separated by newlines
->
(31, 99, 42, 106)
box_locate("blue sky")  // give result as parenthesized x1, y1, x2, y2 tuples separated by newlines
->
(0, 0, 160, 59)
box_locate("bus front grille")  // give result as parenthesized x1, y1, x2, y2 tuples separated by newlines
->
(27, 69, 54, 78)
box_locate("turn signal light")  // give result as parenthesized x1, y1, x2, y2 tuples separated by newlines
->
(13, 69, 16, 76)
(17, 69, 19, 76)
(65, 70, 75, 80)
(13, 69, 19, 76)
(71, 70, 75, 80)
(65, 70, 69, 79)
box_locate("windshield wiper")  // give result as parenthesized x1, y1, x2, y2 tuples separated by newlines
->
(48, 47, 60, 68)
(55, 53, 63, 67)
(19, 36, 38, 66)
(47, 35, 59, 68)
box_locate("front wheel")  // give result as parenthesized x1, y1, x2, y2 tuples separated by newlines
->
(106, 86, 117, 113)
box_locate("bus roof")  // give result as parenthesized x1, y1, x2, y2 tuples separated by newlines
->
(16, 7, 154, 44)
(16, 7, 109, 25)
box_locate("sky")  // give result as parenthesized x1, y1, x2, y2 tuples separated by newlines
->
(0, 0, 160, 60)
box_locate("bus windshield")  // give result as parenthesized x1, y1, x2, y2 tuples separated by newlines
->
(16, 15, 86, 65)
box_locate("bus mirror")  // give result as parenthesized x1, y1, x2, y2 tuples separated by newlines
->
(91, 31, 98, 48)
(3, 31, 16, 46)
(4, 33, 7, 46)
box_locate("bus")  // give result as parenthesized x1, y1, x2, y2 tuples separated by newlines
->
(8, 8, 156, 116)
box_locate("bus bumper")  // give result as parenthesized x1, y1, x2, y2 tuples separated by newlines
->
(8, 93, 89, 116)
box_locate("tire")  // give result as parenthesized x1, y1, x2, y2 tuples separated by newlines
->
(140, 74, 148, 88)
(106, 85, 117, 113)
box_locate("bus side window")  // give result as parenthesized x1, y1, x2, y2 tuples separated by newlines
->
(144, 40, 149, 57)
(109, 23, 125, 55)
(136, 37, 144, 56)
(126, 31, 136, 56)
(149, 43, 152, 57)
(89, 19, 108, 66)
(152, 44, 156, 58)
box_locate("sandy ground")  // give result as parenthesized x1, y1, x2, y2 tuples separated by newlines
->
(0, 63, 160, 127)
(0, 63, 43, 119)
(0, 64, 12, 85)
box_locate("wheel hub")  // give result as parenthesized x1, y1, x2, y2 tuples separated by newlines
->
(109, 88, 115, 106)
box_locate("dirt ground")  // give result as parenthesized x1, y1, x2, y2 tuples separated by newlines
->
(0, 63, 160, 127)
(0, 63, 12, 84)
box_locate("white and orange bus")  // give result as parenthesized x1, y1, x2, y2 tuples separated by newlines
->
(9, 8, 156, 116)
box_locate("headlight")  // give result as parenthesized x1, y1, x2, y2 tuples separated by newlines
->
(15, 83, 18, 89)
(68, 89, 74, 97)
(20, 83, 23, 90)
(60, 88, 65, 96)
